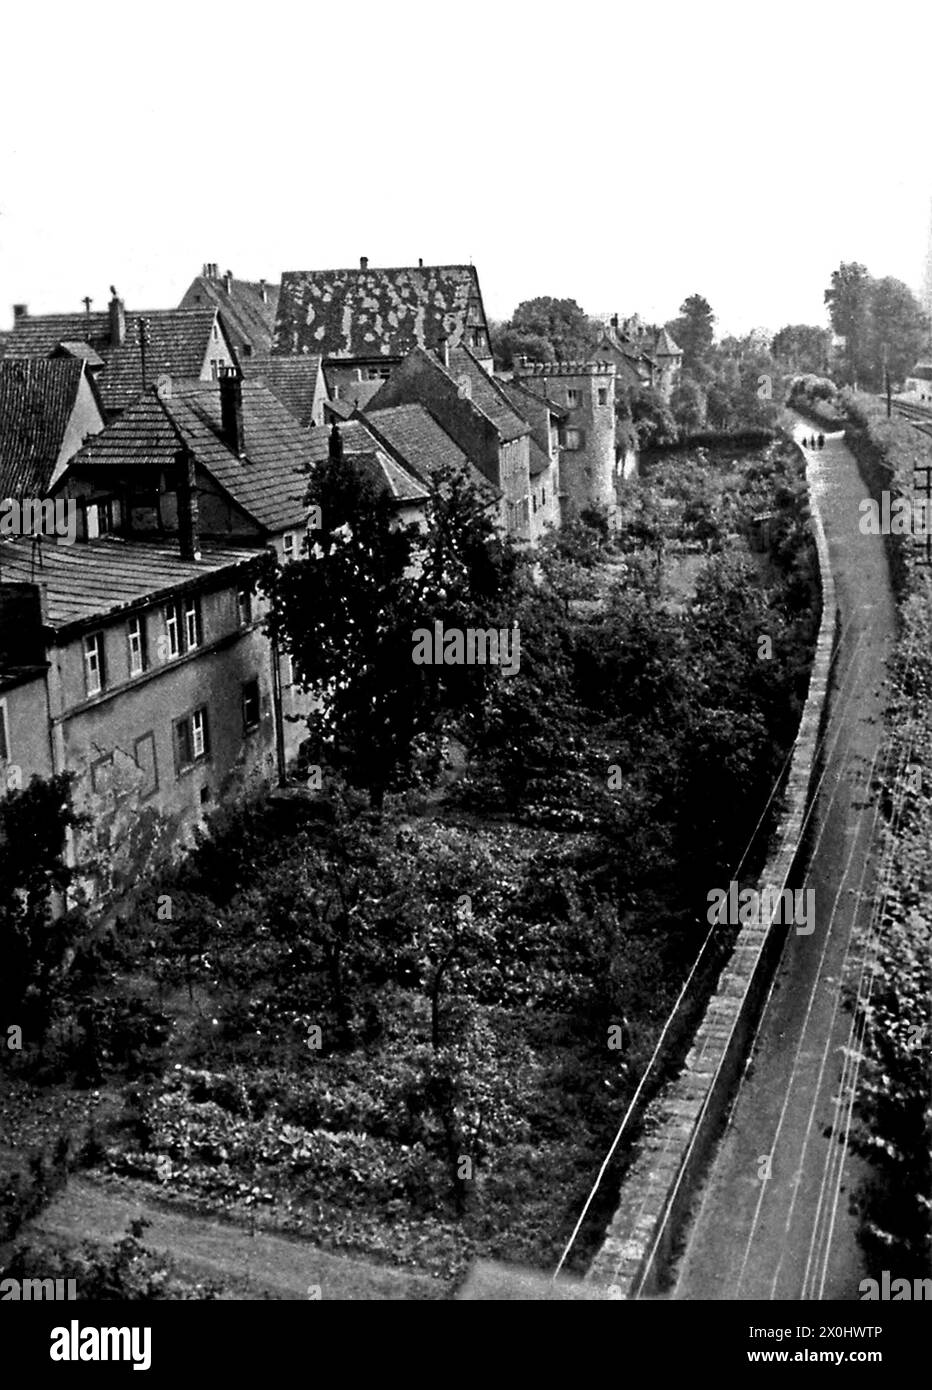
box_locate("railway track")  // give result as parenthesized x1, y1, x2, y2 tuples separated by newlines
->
(886, 395, 932, 437)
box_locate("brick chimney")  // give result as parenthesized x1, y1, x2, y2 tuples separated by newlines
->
(610, 314, 619, 330)
(259, 278, 268, 304)
(223, 269, 233, 294)
(437, 329, 449, 370)
(12, 303, 28, 323)
(329, 421, 343, 464)
(108, 288, 126, 346)
(219, 366, 245, 457)
(173, 449, 201, 561)
(0, 582, 46, 667)
(360, 256, 369, 271)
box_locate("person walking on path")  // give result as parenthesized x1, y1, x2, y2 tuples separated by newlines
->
(818, 433, 825, 448)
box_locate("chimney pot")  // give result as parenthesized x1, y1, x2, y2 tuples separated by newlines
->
(12, 303, 28, 323)
(108, 289, 126, 346)
(219, 366, 245, 457)
(418, 257, 423, 268)
(360, 256, 369, 271)
(223, 269, 233, 294)
(329, 422, 344, 465)
(259, 278, 268, 304)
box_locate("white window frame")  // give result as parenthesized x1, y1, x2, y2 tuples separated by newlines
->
(83, 632, 104, 696)
(128, 615, 146, 676)
(283, 532, 295, 561)
(165, 604, 180, 659)
(184, 598, 200, 650)
(191, 708, 207, 759)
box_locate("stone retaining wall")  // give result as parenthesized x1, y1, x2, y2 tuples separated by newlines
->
(586, 447, 838, 1297)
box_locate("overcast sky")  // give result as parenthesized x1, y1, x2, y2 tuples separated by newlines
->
(2, 0, 931, 338)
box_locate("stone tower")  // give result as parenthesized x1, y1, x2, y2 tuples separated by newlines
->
(513, 360, 618, 527)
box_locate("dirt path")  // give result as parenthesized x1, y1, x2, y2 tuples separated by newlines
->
(27, 1176, 447, 1300)
(671, 420, 895, 1300)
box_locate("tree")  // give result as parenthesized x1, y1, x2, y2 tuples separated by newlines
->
(670, 375, 707, 435)
(865, 276, 928, 388)
(0, 773, 88, 1044)
(667, 294, 715, 370)
(824, 261, 871, 384)
(508, 297, 596, 361)
(489, 325, 554, 371)
(771, 324, 832, 375)
(617, 382, 677, 448)
(265, 446, 520, 811)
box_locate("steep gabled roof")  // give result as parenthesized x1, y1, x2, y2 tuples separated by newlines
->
(70, 380, 315, 533)
(653, 326, 682, 358)
(274, 263, 490, 360)
(447, 346, 530, 443)
(498, 376, 564, 461)
(6, 307, 230, 412)
(180, 272, 279, 357)
(0, 357, 103, 496)
(242, 353, 323, 427)
(292, 417, 428, 505)
(361, 403, 499, 502)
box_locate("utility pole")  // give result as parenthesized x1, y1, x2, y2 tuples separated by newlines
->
(882, 341, 891, 417)
(914, 461, 932, 566)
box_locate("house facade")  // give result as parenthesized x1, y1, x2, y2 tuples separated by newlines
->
(0, 535, 275, 899)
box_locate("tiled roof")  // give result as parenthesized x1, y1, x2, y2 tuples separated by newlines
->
(301, 419, 428, 504)
(498, 377, 562, 461)
(0, 535, 267, 632)
(447, 347, 530, 443)
(71, 381, 316, 533)
(321, 370, 385, 411)
(69, 383, 424, 529)
(180, 273, 279, 357)
(274, 264, 490, 360)
(243, 354, 322, 426)
(53, 341, 106, 367)
(6, 308, 225, 412)
(653, 327, 682, 357)
(362, 403, 500, 501)
(0, 358, 100, 496)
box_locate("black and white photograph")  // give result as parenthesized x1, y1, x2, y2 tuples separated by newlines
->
(0, 0, 929, 1366)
